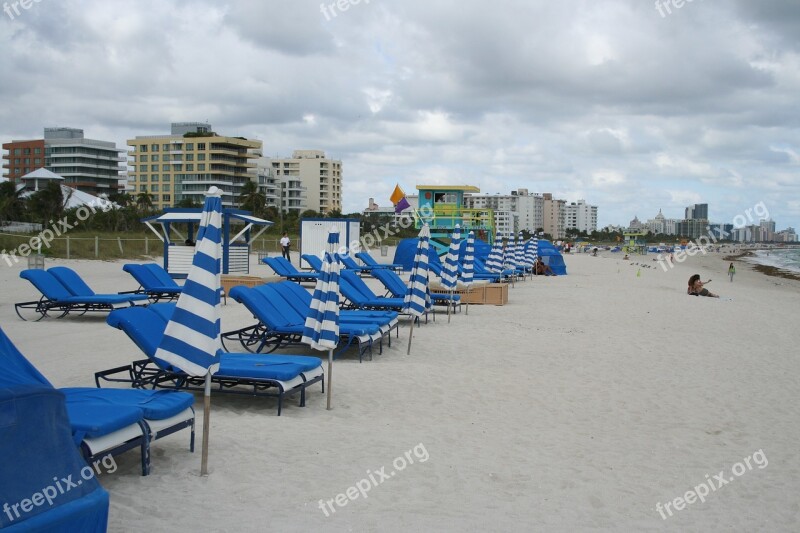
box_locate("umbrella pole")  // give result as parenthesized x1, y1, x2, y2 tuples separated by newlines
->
(447, 287, 452, 323)
(326, 348, 333, 410)
(200, 372, 211, 476)
(465, 300, 469, 315)
(406, 318, 415, 355)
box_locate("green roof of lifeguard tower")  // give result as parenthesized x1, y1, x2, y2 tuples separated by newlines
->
(415, 185, 481, 193)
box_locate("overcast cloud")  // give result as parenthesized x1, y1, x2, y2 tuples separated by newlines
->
(1, 0, 798, 229)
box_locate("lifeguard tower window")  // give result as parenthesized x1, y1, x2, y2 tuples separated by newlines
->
(435, 193, 457, 203)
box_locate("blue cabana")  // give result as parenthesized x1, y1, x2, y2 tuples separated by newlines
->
(536, 239, 568, 275)
(393, 238, 442, 271)
(142, 208, 272, 276)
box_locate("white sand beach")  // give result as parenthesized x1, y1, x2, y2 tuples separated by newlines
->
(2, 251, 799, 532)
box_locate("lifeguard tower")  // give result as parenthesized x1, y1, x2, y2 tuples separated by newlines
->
(415, 185, 495, 254)
(623, 231, 647, 255)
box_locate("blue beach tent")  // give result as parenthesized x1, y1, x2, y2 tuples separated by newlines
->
(393, 238, 442, 271)
(532, 239, 568, 275)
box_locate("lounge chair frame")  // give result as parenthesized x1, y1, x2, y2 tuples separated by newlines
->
(95, 359, 322, 416)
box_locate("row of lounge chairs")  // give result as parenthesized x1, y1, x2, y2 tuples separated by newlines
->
(15, 267, 149, 321)
(16, 263, 227, 321)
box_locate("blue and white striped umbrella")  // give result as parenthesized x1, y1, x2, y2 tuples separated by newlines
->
(516, 231, 528, 268)
(301, 228, 341, 409)
(462, 231, 475, 315)
(504, 233, 516, 270)
(440, 225, 461, 290)
(155, 187, 222, 377)
(439, 225, 461, 322)
(485, 233, 505, 273)
(403, 224, 432, 354)
(523, 238, 536, 267)
(153, 186, 222, 476)
(528, 237, 539, 272)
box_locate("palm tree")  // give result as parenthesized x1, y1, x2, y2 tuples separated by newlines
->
(136, 191, 154, 212)
(0, 181, 25, 222)
(238, 180, 267, 217)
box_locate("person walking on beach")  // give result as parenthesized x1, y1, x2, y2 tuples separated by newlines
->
(280, 232, 291, 261)
(728, 263, 736, 282)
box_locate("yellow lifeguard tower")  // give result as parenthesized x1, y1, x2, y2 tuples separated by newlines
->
(623, 231, 647, 255)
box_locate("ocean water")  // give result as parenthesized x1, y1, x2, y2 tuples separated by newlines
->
(748, 248, 800, 273)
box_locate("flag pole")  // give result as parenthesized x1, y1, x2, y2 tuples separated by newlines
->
(200, 372, 211, 476)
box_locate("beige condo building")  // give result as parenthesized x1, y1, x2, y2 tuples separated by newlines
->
(127, 122, 261, 210)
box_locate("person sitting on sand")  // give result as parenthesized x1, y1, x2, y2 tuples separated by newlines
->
(687, 274, 719, 298)
(535, 258, 555, 276)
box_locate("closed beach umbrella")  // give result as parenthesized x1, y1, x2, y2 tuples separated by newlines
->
(528, 237, 539, 274)
(516, 231, 528, 272)
(301, 228, 341, 410)
(485, 233, 505, 273)
(505, 233, 516, 270)
(524, 237, 537, 268)
(440, 225, 462, 322)
(462, 231, 475, 315)
(502, 233, 516, 287)
(154, 186, 223, 476)
(403, 224, 432, 354)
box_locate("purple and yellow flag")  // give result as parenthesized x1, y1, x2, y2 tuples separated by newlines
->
(390, 184, 411, 213)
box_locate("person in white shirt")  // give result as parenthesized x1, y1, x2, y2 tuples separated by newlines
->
(280, 232, 291, 261)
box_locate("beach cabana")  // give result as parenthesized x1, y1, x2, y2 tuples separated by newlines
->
(537, 239, 568, 275)
(142, 208, 272, 276)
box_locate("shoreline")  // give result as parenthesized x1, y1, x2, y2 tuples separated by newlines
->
(724, 250, 800, 282)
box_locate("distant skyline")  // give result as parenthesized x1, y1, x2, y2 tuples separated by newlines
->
(1, 1, 798, 230)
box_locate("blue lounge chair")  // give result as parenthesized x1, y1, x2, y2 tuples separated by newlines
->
(371, 268, 461, 314)
(305, 256, 430, 319)
(16, 268, 149, 321)
(122, 263, 183, 302)
(225, 283, 390, 362)
(122, 263, 227, 304)
(355, 251, 404, 272)
(102, 305, 324, 415)
(0, 326, 195, 476)
(277, 281, 400, 330)
(335, 253, 372, 274)
(262, 256, 320, 282)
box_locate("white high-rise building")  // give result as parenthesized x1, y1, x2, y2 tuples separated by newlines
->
(463, 189, 544, 234)
(564, 199, 598, 233)
(261, 150, 342, 214)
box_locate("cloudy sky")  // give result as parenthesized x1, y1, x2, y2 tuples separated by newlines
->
(1, 0, 799, 230)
